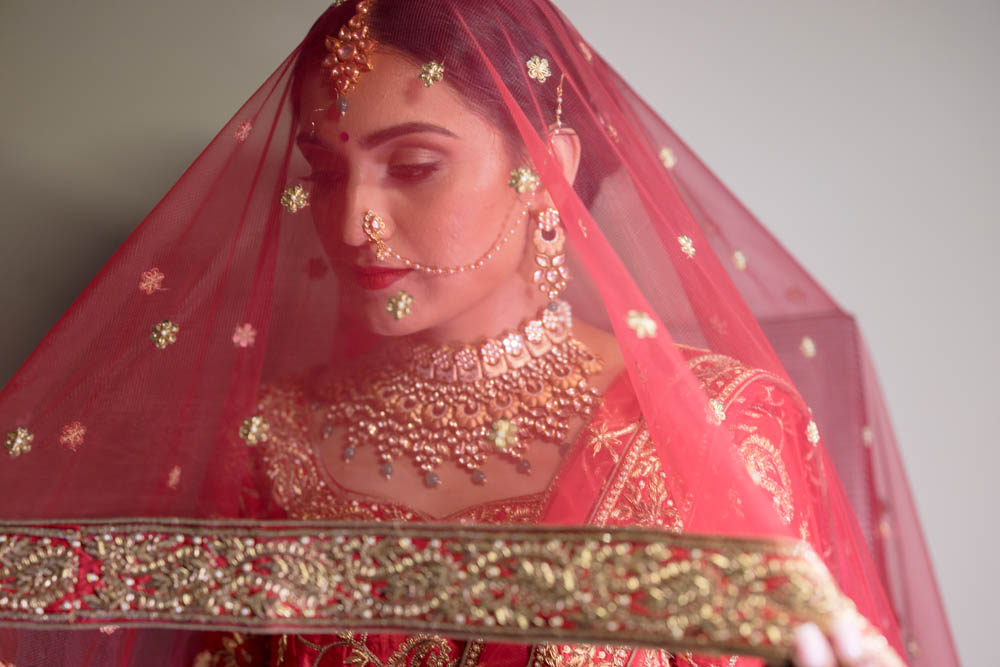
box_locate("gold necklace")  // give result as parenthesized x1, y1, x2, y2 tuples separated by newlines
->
(318, 300, 604, 487)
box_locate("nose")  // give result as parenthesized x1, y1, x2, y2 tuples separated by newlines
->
(335, 176, 397, 252)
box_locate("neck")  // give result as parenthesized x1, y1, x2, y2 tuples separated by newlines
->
(413, 275, 550, 347)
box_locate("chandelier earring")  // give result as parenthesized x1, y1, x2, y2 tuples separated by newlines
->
(532, 207, 569, 300)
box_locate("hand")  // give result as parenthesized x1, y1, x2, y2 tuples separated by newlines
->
(791, 612, 887, 667)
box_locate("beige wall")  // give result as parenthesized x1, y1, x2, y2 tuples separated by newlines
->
(1, 1, 995, 663)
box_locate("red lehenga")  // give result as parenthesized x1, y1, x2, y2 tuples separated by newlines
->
(189, 345, 889, 667)
(0, 1, 956, 665)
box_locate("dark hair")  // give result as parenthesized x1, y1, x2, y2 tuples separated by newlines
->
(291, 0, 609, 205)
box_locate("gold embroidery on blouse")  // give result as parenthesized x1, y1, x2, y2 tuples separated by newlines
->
(533, 643, 632, 666)
(737, 433, 794, 524)
(589, 426, 683, 532)
(457, 640, 485, 666)
(682, 349, 798, 526)
(295, 631, 459, 666)
(586, 421, 639, 460)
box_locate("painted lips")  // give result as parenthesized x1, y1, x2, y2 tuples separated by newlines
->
(354, 266, 413, 290)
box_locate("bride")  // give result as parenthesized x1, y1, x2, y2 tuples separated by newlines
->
(0, 2, 953, 665)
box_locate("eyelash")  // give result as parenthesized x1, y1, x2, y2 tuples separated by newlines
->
(387, 162, 441, 182)
(304, 163, 441, 185)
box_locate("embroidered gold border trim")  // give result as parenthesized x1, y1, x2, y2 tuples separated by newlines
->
(0, 520, 901, 664)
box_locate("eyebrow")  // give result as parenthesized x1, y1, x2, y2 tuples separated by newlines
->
(297, 122, 459, 150)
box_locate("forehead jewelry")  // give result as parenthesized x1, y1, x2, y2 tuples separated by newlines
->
(322, 0, 377, 114)
(361, 202, 531, 275)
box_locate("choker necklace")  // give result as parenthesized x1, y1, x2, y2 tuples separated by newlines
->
(318, 300, 604, 488)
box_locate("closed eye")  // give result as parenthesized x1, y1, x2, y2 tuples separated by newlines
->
(388, 162, 441, 182)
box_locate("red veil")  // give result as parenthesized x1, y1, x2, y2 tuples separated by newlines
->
(0, 1, 955, 665)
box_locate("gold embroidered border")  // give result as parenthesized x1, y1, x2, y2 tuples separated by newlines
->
(0, 520, 901, 665)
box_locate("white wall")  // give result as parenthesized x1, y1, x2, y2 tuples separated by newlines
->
(1, 2, 993, 663)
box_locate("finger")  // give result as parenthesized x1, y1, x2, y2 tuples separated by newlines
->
(794, 623, 837, 667)
(831, 613, 864, 665)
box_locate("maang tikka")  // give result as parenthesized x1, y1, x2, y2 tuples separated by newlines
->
(321, 0, 377, 115)
(532, 207, 569, 300)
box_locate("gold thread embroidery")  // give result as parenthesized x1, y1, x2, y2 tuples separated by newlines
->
(296, 631, 459, 666)
(658, 147, 677, 169)
(526, 56, 552, 83)
(232, 323, 257, 348)
(151, 320, 179, 349)
(590, 425, 684, 532)
(419, 61, 445, 88)
(737, 434, 794, 524)
(625, 311, 657, 339)
(0, 520, 904, 665)
(59, 421, 86, 451)
(799, 336, 817, 359)
(138, 267, 165, 295)
(234, 120, 253, 144)
(4, 427, 34, 458)
(732, 250, 747, 271)
(677, 235, 696, 259)
(239, 415, 270, 446)
(508, 167, 540, 193)
(806, 420, 821, 446)
(281, 185, 309, 213)
(535, 643, 632, 666)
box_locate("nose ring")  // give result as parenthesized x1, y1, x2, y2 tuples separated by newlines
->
(362, 209, 390, 260)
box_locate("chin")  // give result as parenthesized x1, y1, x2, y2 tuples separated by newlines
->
(354, 296, 429, 337)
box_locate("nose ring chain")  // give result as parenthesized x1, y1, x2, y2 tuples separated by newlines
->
(362, 203, 530, 275)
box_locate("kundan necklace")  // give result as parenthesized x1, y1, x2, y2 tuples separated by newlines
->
(318, 300, 604, 488)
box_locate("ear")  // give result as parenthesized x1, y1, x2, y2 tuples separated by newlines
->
(545, 126, 582, 193)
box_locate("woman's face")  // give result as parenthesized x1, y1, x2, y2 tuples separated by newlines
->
(297, 49, 538, 339)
